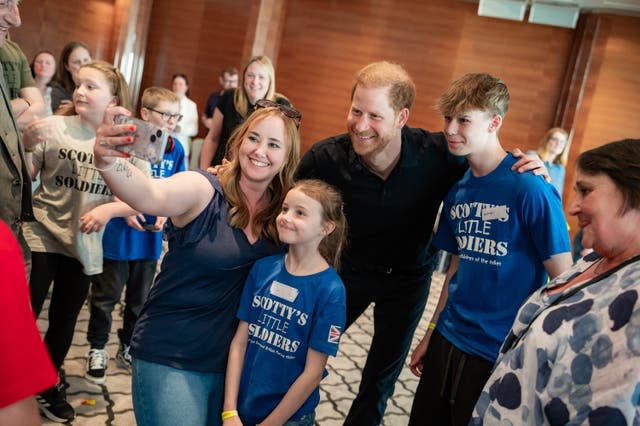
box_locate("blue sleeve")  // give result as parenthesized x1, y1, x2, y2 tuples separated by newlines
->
(308, 276, 346, 357)
(176, 146, 186, 173)
(433, 192, 459, 254)
(520, 181, 571, 259)
(164, 173, 223, 245)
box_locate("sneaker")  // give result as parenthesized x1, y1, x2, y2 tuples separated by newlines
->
(36, 383, 75, 423)
(85, 348, 108, 384)
(116, 342, 132, 371)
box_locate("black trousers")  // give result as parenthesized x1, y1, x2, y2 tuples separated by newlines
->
(408, 330, 494, 426)
(342, 265, 432, 426)
(30, 252, 90, 370)
(87, 258, 156, 348)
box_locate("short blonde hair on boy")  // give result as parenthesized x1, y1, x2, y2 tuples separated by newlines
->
(141, 87, 180, 110)
(437, 73, 509, 118)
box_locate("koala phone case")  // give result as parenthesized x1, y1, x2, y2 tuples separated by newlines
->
(114, 115, 168, 164)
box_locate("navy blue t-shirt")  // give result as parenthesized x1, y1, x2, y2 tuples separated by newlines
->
(130, 173, 283, 372)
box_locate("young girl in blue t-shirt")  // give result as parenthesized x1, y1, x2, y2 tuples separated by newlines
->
(223, 179, 347, 426)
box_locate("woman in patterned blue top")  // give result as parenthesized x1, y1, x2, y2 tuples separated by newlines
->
(92, 104, 302, 426)
(472, 139, 640, 425)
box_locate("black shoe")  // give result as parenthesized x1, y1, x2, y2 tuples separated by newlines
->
(116, 341, 132, 372)
(36, 383, 75, 423)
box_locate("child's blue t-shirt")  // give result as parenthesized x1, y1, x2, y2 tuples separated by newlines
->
(236, 254, 346, 424)
(434, 153, 570, 362)
(102, 141, 186, 261)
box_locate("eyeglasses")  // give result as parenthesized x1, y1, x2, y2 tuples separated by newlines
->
(255, 99, 302, 128)
(145, 107, 183, 123)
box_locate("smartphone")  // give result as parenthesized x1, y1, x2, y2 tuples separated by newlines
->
(114, 115, 169, 164)
(142, 222, 157, 231)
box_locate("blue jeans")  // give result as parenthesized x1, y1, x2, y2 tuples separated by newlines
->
(132, 358, 224, 426)
(242, 412, 315, 426)
(285, 412, 315, 425)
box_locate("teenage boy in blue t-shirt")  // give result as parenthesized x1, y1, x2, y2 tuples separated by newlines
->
(408, 73, 573, 426)
(85, 87, 186, 384)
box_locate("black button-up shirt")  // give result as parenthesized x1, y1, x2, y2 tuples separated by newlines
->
(295, 126, 467, 273)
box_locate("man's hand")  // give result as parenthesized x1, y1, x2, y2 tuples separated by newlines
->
(511, 148, 550, 182)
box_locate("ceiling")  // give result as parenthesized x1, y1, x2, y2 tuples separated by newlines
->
(559, 0, 640, 14)
(474, 0, 640, 16)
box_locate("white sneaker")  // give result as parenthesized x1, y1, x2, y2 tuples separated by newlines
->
(85, 348, 108, 384)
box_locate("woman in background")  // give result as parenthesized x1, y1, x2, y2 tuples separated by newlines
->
(199, 55, 291, 169)
(532, 127, 570, 195)
(30, 50, 56, 117)
(50, 41, 92, 112)
(171, 73, 198, 162)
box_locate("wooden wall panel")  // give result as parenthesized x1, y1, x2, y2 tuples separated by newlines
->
(563, 14, 640, 235)
(12, 0, 117, 64)
(276, 0, 574, 153)
(579, 15, 640, 151)
(139, 0, 253, 137)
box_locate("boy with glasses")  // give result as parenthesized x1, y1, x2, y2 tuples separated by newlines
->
(85, 87, 186, 384)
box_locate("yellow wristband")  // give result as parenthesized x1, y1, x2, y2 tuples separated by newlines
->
(428, 322, 436, 330)
(221, 410, 238, 421)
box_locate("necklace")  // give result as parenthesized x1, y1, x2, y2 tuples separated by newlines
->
(593, 257, 607, 275)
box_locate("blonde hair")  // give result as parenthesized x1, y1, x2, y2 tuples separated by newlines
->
(58, 61, 132, 116)
(292, 179, 347, 271)
(538, 127, 570, 166)
(218, 107, 301, 243)
(437, 73, 509, 118)
(141, 86, 180, 109)
(351, 61, 415, 113)
(234, 55, 276, 118)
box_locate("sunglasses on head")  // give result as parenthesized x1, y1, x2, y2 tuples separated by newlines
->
(255, 99, 302, 128)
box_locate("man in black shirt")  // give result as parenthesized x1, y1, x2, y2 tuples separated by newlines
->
(295, 61, 544, 425)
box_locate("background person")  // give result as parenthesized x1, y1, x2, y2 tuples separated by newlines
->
(93, 103, 301, 426)
(472, 139, 640, 425)
(22, 61, 136, 423)
(30, 49, 56, 117)
(0, 32, 46, 129)
(84, 87, 186, 385)
(50, 40, 91, 113)
(171, 72, 198, 162)
(199, 55, 291, 169)
(202, 66, 239, 130)
(529, 127, 570, 196)
(0, 0, 36, 269)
